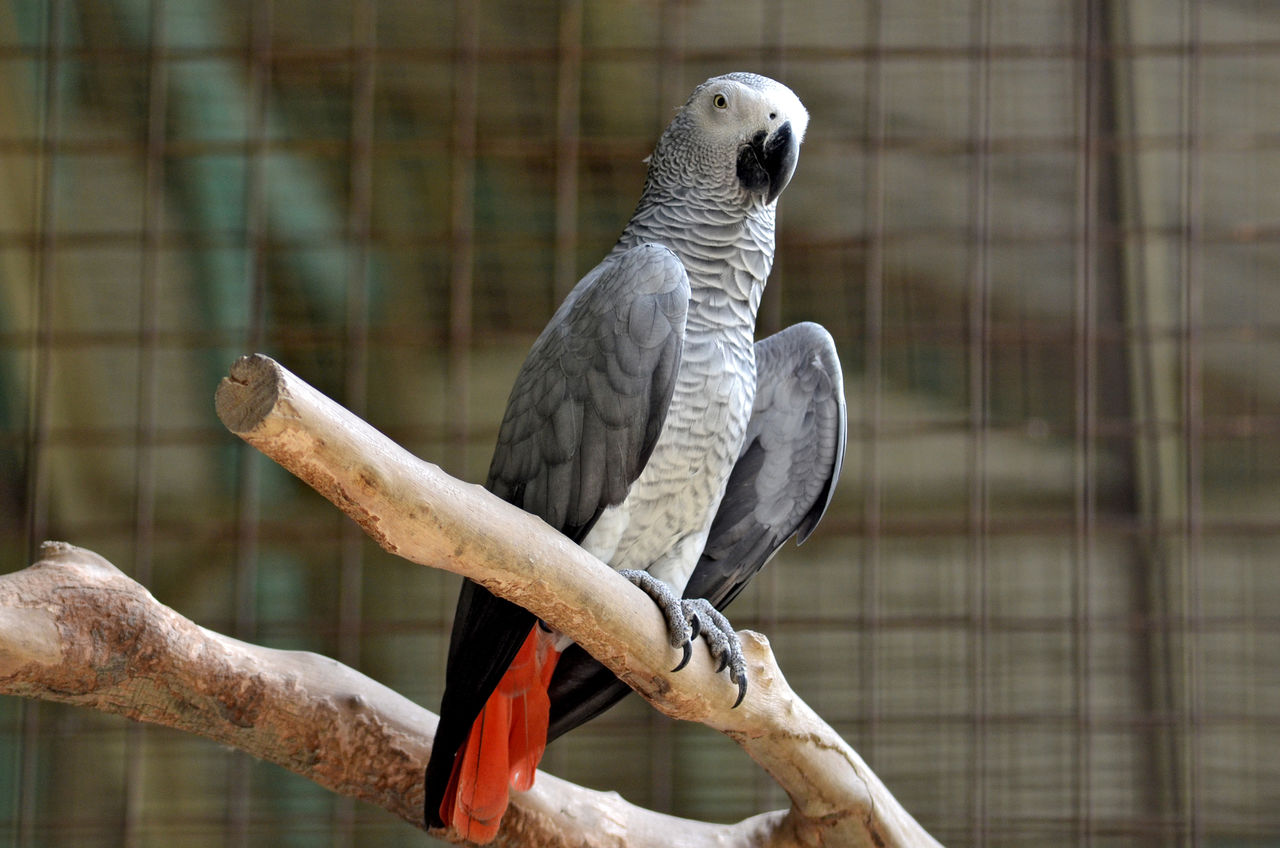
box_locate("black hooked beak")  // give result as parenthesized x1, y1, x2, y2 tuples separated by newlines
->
(736, 120, 799, 205)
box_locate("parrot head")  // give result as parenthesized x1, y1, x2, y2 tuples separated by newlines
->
(646, 72, 809, 209)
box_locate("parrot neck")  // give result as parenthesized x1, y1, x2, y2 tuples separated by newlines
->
(615, 195, 777, 324)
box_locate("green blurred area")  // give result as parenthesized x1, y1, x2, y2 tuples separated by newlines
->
(1, 1, 1279, 846)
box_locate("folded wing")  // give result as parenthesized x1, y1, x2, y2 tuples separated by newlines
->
(425, 243, 690, 830)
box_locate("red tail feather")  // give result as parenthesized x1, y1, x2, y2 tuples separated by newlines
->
(440, 628, 561, 843)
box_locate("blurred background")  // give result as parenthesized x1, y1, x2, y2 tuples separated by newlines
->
(1, 0, 1278, 845)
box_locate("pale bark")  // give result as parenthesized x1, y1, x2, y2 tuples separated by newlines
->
(0, 352, 943, 847)
(0, 542, 788, 847)
(213, 353, 941, 848)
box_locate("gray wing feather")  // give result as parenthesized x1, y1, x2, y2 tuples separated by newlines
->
(547, 321, 846, 742)
(486, 242, 690, 538)
(425, 243, 689, 826)
(685, 321, 846, 606)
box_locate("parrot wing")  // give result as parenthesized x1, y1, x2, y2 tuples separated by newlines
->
(545, 321, 847, 742)
(683, 321, 847, 606)
(425, 242, 690, 828)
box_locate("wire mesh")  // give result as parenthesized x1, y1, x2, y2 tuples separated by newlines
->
(1, 1, 1278, 846)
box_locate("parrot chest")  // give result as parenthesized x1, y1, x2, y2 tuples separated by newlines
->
(581, 330, 755, 591)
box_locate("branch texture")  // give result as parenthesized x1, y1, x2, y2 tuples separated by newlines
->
(214, 353, 942, 848)
(0, 542, 793, 847)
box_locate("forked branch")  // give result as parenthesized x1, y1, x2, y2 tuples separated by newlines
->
(213, 353, 940, 848)
(0, 542, 786, 847)
(0, 353, 941, 848)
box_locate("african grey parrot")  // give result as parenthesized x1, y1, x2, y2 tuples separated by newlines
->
(423, 72, 847, 843)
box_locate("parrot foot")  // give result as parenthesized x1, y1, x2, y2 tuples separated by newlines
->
(618, 569, 749, 707)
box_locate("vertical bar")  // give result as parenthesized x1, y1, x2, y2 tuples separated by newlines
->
(552, 0, 582, 303)
(761, 0, 785, 76)
(657, 0, 686, 127)
(123, 2, 169, 844)
(339, 0, 375, 688)
(332, 1, 377, 843)
(1108, 5, 1191, 837)
(966, 2, 992, 843)
(23, 0, 61, 603)
(860, 0, 885, 773)
(1074, 2, 1102, 845)
(1179, 3, 1203, 843)
(446, 0, 478, 480)
(133, 0, 167, 621)
(229, 2, 273, 843)
(237, 0, 271, 641)
(18, 1, 64, 844)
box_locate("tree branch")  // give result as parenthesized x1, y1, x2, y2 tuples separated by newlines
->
(0, 542, 790, 847)
(211, 353, 941, 848)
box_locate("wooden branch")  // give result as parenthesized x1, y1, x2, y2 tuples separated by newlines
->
(213, 353, 942, 848)
(0, 542, 790, 847)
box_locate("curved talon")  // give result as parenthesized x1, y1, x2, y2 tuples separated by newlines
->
(620, 569, 749, 698)
(673, 640, 692, 672)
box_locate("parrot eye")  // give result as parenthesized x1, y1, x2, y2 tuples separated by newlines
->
(712, 92, 729, 110)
